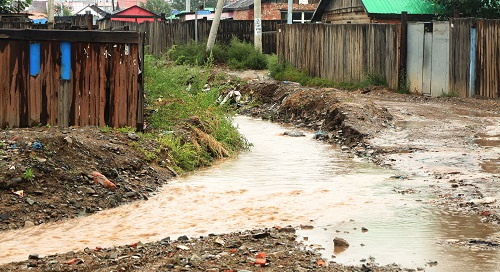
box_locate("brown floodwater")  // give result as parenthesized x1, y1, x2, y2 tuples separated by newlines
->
(0, 116, 498, 271)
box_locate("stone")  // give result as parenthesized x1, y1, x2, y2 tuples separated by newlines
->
(127, 133, 140, 141)
(64, 136, 73, 144)
(333, 237, 349, 247)
(278, 226, 296, 233)
(283, 130, 305, 137)
(470, 197, 496, 205)
(28, 254, 39, 260)
(77, 186, 96, 195)
(124, 191, 137, 198)
(252, 232, 270, 239)
(177, 235, 189, 241)
(26, 198, 35, 206)
(24, 221, 35, 228)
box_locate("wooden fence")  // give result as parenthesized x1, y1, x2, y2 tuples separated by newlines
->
(277, 23, 400, 89)
(449, 18, 500, 98)
(97, 19, 279, 56)
(0, 29, 144, 129)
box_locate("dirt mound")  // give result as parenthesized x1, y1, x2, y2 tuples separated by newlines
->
(240, 82, 393, 146)
(0, 127, 173, 232)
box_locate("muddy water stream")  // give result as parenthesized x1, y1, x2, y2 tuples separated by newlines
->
(1, 116, 499, 271)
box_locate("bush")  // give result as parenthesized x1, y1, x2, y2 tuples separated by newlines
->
(166, 37, 267, 70)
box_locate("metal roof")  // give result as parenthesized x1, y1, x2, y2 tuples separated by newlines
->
(362, 0, 436, 15)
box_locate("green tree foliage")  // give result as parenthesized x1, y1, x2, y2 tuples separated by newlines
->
(170, 0, 217, 12)
(431, 0, 500, 19)
(0, 0, 32, 13)
(55, 4, 72, 16)
(140, 0, 171, 15)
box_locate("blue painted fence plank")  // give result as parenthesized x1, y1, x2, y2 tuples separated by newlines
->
(60, 42, 71, 80)
(29, 43, 40, 76)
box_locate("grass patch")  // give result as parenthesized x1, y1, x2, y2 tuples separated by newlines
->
(268, 55, 389, 90)
(166, 38, 267, 70)
(139, 54, 249, 174)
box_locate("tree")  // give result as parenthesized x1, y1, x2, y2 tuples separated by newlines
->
(431, 0, 500, 19)
(170, 0, 217, 12)
(140, 0, 171, 15)
(0, 0, 32, 14)
(55, 4, 72, 16)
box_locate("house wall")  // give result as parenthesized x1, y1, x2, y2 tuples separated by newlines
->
(76, 7, 104, 24)
(232, 3, 318, 20)
(321, 0, 369, 23)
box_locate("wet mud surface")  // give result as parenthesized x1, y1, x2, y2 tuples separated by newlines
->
(1, 70, 500, 271)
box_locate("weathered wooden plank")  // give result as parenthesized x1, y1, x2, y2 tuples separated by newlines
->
(0, 29, 140, 44)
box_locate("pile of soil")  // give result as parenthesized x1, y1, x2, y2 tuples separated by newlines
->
(0, 127, 174, 232)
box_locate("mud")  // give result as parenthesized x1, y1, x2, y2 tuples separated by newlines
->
(1, 69, 499, 271)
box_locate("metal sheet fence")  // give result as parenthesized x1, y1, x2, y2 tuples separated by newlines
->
(0, 29, 144, 129)
(97, 19, 279, 56)
(277, 23, 400, 89)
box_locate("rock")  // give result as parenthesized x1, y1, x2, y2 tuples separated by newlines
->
(36, 157, 47, 163)
(64, 136, 73, 144)
(124, 191, 137, 198)
(26, 198, 35, 206)
(283, 130, 305, 137)
(127, 133, 140, 141)
(78, 186, 96, 195)
(252, 232, 270, 239)
(11, 177, 23, 184)
(24, 221, 35, 228)
(28, 254, 40, 260)
(0, 214, 9, 221)
(177, 235, 189, 241)
(361, 227, 368, 232)
(469, 197, 496, 205)
(333, 237, 350, 247)
(278, 226, 296, 233)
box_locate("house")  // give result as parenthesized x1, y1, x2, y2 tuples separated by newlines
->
(223, 0, 320, 23)
(174, 8, 233, 22)
(312, 0, 436, 24)
(75, 4, 108, 24)
(107, 5, 161, 23)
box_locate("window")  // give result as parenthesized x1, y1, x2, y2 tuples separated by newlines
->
(280, 11, 314, 23)
(85, 11, 91, 15)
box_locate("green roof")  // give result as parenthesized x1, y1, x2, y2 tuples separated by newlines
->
(362, 0, 436, 15)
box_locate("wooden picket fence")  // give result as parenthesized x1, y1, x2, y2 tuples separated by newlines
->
(97, 19, 280, 56)
(277, 23, 400, 90)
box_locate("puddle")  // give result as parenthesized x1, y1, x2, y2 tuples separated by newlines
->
(475, 133, 500, 147)
(481, 159, 500, 174)
(0, 116, 498, 271)
(454, 108, 500, 118)
(395, 120, 438, 129)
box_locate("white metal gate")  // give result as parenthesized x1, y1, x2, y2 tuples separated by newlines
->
(407, 22, 450, 97)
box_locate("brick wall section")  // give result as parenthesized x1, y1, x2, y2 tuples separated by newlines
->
(232, 3, 318, 20)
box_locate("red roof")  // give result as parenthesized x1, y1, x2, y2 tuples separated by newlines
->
(111, 5, 160, 23)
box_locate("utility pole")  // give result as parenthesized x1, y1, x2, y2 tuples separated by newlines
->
(186, 0, 191, 12)
(206, 0, 225, 51)
(47, 0, 54, 29)
(287, 0, 292, 24)
(254, 0, 262, 53)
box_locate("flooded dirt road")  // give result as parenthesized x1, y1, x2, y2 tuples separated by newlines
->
(1, 116, 499, 271)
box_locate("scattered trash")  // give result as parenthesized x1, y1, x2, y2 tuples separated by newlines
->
(30, 142, 43, 150)
(313, 131, 328, 140)
(218, 90, 241, 105)
(317, 259, 326, 266)
(176, 245, 190, 250)
(12, 190, 24, 198)
(92, 171, 117, 191)
(66, 258, 82, 265)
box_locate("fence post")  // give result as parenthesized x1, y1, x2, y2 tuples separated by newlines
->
(398, 11, 408, 91)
